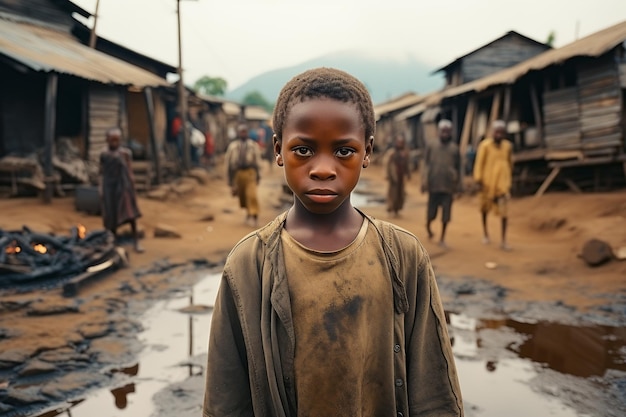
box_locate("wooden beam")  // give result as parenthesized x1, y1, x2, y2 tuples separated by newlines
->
(459, 97, 477, 177)
(144, 87, 162, 185)
(502, 85, 512, 122)
(530, 83, 544, 147)
(534, 166, 560, 198)
(43, 73, 58, 204)
(489, 90, 502, 126)
(563, 178, 582, 193)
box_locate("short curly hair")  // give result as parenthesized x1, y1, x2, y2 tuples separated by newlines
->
(272, 67, 375, 141)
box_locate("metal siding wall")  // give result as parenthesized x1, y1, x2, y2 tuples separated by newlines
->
(463, 37, 548, 83)
(578, 58, 623, 155)
(0, 0, 74, 29)
(88, 84, 120, 163)
(543, 87, 581, 149)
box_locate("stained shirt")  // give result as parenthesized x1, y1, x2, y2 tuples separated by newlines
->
(282, 220, 394, 417)
(473, 138, 513, 198)
(203, 210, 464, 417)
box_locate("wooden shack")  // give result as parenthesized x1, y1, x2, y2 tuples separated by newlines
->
(0, 0, 173, 197)
(434, 31, 551, 88)
(373, 92, 421, 153)
(397, 21, 626, 195)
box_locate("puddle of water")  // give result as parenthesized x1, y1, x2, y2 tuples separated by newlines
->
(36, 274, 626, 417)
(351, 191, 383, 208)
(37, 273, 221, 417)
(449, 313, 626, 416)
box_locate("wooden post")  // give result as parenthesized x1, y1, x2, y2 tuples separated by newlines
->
(144, 87, 162, 185)
(459, 97, 477, 178)
(530, 83, 544, 147)
(88, 0, 101, 48)
(502, 85, 512, 122)
(534, 166, 560, 197)
(489, 90, 502, 127)
(43, 73, 58, 204)
(177, 0, 191, 171)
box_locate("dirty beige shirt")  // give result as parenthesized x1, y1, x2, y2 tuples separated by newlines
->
(282, 219, 395, 417)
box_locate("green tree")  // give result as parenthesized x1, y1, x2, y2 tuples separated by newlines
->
(545, 31, 556, 47)
(242, 90, 274, 112)
(193, 75, 227, 96)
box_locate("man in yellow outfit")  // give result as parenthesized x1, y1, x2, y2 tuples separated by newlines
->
(473, 120, 513, 250)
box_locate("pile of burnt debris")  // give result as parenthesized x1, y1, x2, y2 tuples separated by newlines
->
(0, 225, 124, 293)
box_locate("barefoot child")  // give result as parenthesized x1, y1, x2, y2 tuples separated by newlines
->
(99, 127, 143, 253)
(203, 68, 463, 417)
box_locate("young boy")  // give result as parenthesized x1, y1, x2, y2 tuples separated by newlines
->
(203, 68, 463, 417)
(99, 127, 143, 253)
(225, 123, 263, 227)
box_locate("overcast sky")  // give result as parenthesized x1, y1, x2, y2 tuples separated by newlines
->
(72, 0, 626, 91)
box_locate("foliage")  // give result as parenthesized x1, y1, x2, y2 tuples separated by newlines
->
(242, 90, 274, 112)
(193, 75, 228, 96)
(545, 31, 556, 47)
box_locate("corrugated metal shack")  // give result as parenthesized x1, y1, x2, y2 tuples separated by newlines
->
(396, 21, 626, 195)
(373, 92, 421, 153)
(0, 0, 174, 198)
(392, 30, 550, 157)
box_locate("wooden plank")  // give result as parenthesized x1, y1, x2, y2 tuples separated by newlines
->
(543, 87, 578, 100)
(579, 90, 620, 104)
(489, 90, 502, 126)
(580, 105, 622, 118)
(580, 97, 620, 111)
(548, 156, 614, 168)
(534, 167, 560, 198)
(529, 84, 543, 147)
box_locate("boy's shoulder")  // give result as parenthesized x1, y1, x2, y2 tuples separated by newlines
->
(365, 215, 425, 254)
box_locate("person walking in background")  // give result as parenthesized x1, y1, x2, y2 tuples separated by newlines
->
(204, 67, 463, 417)
(383, 133, 411, 217)
(99, 127, 143, 253)
(473, 119, 513, 250)
(422, 119, 461, 248)
(225, 123, 263, 227)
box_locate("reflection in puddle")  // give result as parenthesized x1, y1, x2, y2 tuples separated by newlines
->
(35, 274, 626, 417)
(351, 191, 384, 208)
(449, 313, 626, 417)
(36, 273, 221, 417)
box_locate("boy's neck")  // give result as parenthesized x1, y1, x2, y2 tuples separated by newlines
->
(285, 200, 364, 252)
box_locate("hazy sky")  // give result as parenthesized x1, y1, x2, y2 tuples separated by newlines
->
(72, 0, 626, 91)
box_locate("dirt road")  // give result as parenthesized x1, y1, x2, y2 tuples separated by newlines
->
(0, 157, 625, 416)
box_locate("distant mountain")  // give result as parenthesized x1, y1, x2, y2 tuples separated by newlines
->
(226, 49, 444, 105)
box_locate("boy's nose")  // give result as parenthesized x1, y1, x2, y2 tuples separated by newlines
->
(309, 155, 337, 180)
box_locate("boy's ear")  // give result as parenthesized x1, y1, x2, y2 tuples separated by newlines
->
(363, 136, 374, 168)
(273, 134, 284, 166)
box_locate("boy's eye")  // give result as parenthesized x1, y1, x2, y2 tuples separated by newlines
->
(335, 147, 356, 158)
(292, 146, 313, 157)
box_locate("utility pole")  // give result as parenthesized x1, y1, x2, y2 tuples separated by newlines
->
(176, 0, 194, 171)
(89, 0, 101, 48)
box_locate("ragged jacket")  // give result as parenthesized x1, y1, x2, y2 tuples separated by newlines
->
(203, 211, 464, 417)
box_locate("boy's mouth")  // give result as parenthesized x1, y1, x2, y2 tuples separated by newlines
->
(306, 189, 338, 203)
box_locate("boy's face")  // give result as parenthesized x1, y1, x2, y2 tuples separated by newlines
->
(107, 132, 121, 150)
(275, 98, 372, 215)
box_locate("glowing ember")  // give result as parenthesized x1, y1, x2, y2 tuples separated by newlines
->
(33, 244, 47, 254)
(5, 242, 21, 254)
(78, 224, 86, 240)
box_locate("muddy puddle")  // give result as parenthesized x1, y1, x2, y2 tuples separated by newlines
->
(35, 273, 626, 417)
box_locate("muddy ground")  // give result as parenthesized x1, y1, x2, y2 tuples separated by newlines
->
(0, 157, 625, 416)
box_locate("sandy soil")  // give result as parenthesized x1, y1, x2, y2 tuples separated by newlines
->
(0, 157, 625, 375)
(0, 155, 626, 412)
